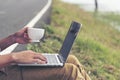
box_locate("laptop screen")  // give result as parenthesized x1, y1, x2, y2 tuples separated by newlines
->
(59, 21, 81, 62)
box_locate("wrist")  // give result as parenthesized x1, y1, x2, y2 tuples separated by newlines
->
(10, 53, 18, 63)
(7, 54, 16, 63)
(9, 34, 17, 44)
(0, 34, 17, 51)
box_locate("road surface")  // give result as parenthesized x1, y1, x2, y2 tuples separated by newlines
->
(0, 0, 49, 39)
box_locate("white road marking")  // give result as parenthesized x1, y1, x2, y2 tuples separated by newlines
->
(0, 0, 52, 55)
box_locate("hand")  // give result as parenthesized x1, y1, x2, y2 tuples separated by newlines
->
(13, 27, 31, 44)
(11, 50, 47, 64)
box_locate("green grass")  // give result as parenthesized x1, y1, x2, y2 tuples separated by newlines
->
(98, 13, 120, 24)
(27, 0, 120, 80)
(95, 13, 120, 31)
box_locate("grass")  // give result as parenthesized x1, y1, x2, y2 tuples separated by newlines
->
(95, 12, 120, 31)
(27, 0, 120, 80)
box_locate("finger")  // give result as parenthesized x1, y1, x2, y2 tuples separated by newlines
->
(24, 33, 31, 40)
(34, 54, 47, 61)
(22, 36, 31, 43)
(24, 27, 28, 33)
(32, 59, 47, 64)
(38, 54, 47, 61)
(19, 38, 30, 44)
(19, 27, 28, 33)
(39, 60, 47, 64)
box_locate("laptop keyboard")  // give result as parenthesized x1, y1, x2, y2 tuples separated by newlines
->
(44, 54, 60, 64)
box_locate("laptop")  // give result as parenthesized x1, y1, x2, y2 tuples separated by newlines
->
(18, 21, 82, 67)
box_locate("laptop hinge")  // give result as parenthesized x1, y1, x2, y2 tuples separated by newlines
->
(57, 55, 65, 63)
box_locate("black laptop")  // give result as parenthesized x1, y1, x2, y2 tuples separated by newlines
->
(18, 21, 82, 67)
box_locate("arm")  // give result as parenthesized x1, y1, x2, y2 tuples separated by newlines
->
(0, 54, 14, 68)
(0, 50, 47, 68)
(0, 27, 31, 51)
(0, 34, 16, 51)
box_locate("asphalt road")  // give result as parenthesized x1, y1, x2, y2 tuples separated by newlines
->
(0, 0, 48, 39)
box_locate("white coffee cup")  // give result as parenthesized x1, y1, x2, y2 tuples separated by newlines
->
(28, 27, 45, 42)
